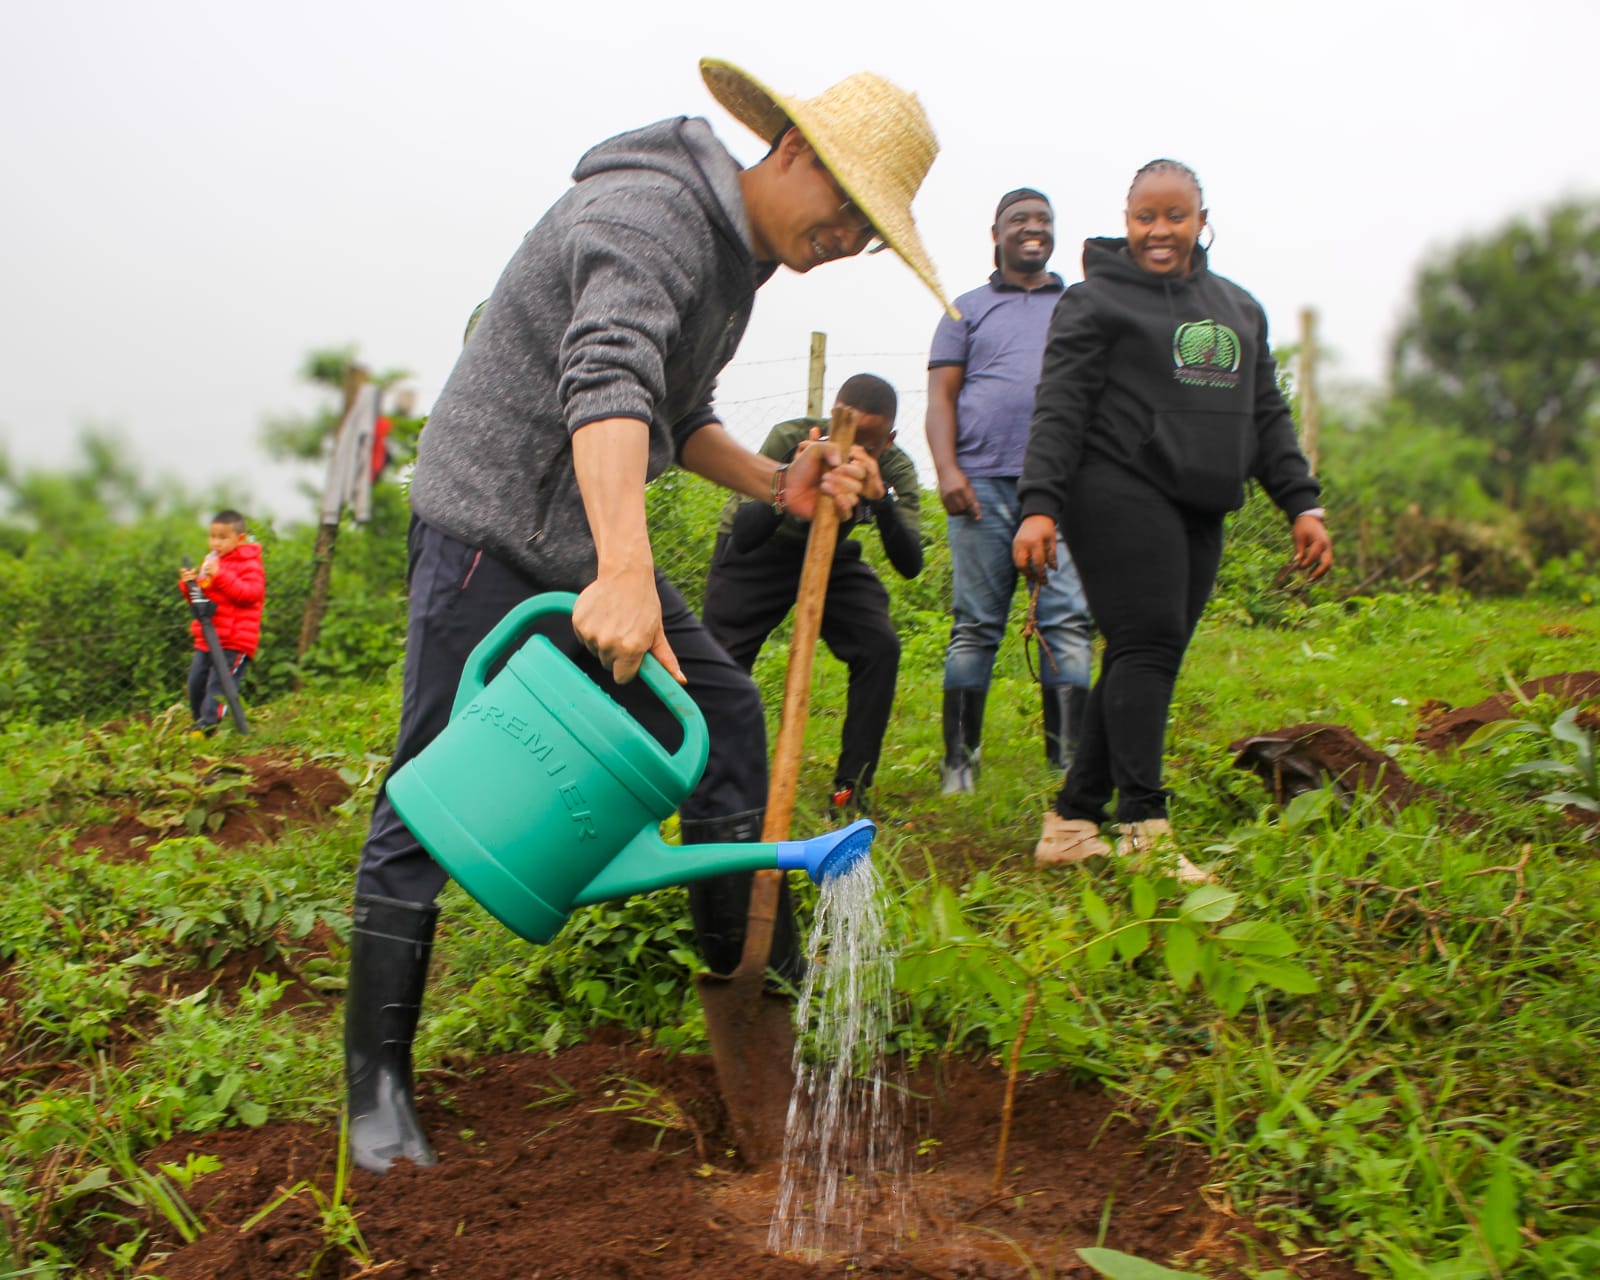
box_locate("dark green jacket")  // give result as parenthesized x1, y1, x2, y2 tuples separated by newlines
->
(714, 417, 922, 577)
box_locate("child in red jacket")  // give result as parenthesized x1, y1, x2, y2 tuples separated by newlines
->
(178, 509, 265, 733)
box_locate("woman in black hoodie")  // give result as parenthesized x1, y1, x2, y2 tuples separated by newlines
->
(1013, 159, 1332, 881)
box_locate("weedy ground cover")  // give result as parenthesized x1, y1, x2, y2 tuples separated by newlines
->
(0, 591, 1595, 1277)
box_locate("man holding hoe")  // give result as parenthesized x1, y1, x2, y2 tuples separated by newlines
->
(346, 58, 952, 1174)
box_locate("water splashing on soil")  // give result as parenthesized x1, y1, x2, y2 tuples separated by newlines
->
(768, 858, 907, 1259)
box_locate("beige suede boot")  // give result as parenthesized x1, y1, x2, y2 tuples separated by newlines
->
(1034, 813, 1112, 866)
(1113, 818, 1209, 884)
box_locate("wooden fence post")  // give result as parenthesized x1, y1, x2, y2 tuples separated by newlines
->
(296, 363, 370, 669)
(806, 331, 826, 419)
(1298, 307, 1320, 475)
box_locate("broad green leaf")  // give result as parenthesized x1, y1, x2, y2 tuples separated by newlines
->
(233, 1099, 269, 1127)
(1200, 955, 1245, 1011)
(1179, 884, 1238, 924)
(62, 1165, 113, 1200)
(1281, 786, 1333, 831)
(896, 951, 945, 989)
(1163, 925, 1200, 989)
(212, 1071, 243, 1108)
(1504, 759, 1577, 778)
(1420, 1254, 1491, 1279)
(1033, 992, 1090, 1048)
(973, 960, 1019, 1009)
(929, 884, 967, 940)
(1549, 708, 1589, 751)
(1540, 790, 1600, 812)
(1129, 875, 1157, 921)
(1085, 933, 1115, 972)
(1081, 886, 1113, 934)
(1463, 718, 1537, 750)
(1077, 1245, 1199, 1278)
(1240, 957, 1319, 994)
(1479, 1149, 1521, 1266)
(1115, 922, 1151, 962)
(1216, 920, 1298, 957)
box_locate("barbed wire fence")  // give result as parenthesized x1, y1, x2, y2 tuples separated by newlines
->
(1, 335, 1330, 729)
(0, 340, 951, 729)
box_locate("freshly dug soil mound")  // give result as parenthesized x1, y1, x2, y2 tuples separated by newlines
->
(1414, 671, 1600, 754)
(71, 754, 351, 860)
(1230, 722, 1430, 810)
(94, 1035, 1357, 1280)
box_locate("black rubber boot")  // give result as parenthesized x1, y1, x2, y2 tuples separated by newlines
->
(683, 809, 805, 991)
(941, 688, 986, 794)
(1043, 684, 1090, 772)
(345, 894, 439, 1174)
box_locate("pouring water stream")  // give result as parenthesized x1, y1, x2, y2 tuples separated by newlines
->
(768, 857, 907, 1258)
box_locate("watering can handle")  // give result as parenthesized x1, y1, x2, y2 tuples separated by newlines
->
(452, 592, 580, 719)
(451, 591, 709, 782)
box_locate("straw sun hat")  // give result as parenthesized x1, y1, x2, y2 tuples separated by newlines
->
(700, 57, 955, 318)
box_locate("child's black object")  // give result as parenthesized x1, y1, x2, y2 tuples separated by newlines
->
(181, 556, 250, 734)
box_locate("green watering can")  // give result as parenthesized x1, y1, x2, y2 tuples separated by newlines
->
(386, 592, 874, 943)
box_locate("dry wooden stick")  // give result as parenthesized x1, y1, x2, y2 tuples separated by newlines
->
(991, 981, 1039, 1197)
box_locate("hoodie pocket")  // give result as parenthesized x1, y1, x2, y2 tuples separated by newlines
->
(1141, 411, 1255, 514)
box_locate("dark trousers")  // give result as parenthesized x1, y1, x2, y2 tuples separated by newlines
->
(355, 520, 781, 966)
(701, 535, 899, 793)
(187, 649, 250, 729)
(1056, 462, 1223, 824)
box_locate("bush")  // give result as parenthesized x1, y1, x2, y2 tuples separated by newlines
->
(0, 494, 412, 726)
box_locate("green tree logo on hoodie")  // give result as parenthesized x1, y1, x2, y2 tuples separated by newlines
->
(1172, 319, 1242, 388)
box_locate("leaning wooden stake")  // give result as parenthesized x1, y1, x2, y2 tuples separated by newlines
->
(992, 981, 1039, 1196)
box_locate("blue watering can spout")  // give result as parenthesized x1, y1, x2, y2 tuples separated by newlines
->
(775, 817, 876, 882)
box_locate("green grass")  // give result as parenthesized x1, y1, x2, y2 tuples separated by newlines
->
(1, 589, 1597, 1277)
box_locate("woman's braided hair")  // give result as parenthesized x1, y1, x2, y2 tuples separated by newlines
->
(1127, 158, 1203, 205)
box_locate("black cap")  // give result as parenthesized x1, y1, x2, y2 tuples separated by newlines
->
(994, 187, 1050, 223)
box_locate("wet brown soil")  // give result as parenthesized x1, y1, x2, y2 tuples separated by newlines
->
(85, 1034, 1358, 1280)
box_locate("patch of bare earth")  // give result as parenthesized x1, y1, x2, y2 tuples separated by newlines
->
(70, 754, 352, 861)
(84, 1034, 1357, 1280)
(1413, 671, 1600, 754)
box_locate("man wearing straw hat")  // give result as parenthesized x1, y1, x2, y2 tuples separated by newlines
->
(343, 58, 952, 1176)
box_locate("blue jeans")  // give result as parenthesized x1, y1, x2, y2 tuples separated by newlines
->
(187, 649, 250, 729)
(944, 475, 1092, 691)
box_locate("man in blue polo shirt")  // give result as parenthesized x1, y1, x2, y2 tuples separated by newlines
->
(925, 188, 1093, 794)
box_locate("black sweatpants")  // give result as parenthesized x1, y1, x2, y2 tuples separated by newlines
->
(356, 518, 797, 977)
(700, 534, 899, 794)
(1055, 461, 1224, 824)
(187, 649, 250, 729)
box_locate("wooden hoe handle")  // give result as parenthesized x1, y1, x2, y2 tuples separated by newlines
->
(739, 405, 860, 969)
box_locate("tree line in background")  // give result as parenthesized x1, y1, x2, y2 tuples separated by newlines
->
(1, 200, 1596, 727)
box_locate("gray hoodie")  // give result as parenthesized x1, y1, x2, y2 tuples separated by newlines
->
(410, 116, 765, 588)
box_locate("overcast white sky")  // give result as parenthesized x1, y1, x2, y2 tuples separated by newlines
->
(3, 0, 1596, 523)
